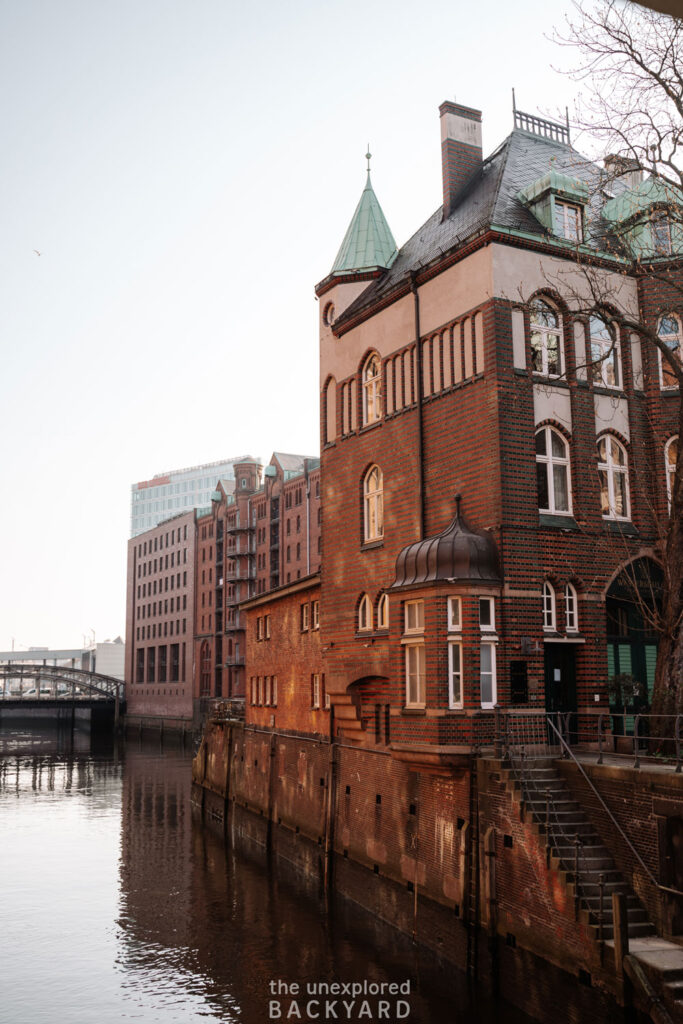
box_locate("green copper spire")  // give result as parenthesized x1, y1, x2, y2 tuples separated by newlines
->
(331, 150, 398, 275)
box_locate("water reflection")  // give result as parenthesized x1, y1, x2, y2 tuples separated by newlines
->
(0, 727, 535, 1024)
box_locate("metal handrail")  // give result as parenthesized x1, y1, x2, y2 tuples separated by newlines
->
(503, 713, 595, 915)
(546, 715, 658, 890)
(561, 710, 682, 772)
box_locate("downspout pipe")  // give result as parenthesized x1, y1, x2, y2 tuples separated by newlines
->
(410, 271, 426, 540)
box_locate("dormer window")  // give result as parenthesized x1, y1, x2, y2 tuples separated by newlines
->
(518, 171, 589, 247)
(651, 215, 672, 256)
(554, 201, 583, 242)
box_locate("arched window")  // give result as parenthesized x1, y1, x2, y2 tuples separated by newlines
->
(358, 594, 372, 632)
(597, 435, 630, 520)
(565, 583, 578, 633)
(590, 316, 621, 389)
(363, 465, 384, 542)
(542, 582, 556, 631)
(658, 315, 681, 390)
(362, 353, 382, 425)
(377, 593, 389, 630)
(665, 436, 678, 512)
(535, 426, 572, 514)
(530, 299, 562, 376)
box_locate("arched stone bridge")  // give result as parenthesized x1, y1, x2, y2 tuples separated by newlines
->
(0, 664, 125, 725)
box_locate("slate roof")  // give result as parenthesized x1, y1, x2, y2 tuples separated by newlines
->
(271, 452, 318, 474)
(336, 128, 615, 327)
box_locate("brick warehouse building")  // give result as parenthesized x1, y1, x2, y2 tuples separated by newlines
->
(313, 100, 681, 756)
(192, 452, 321, 715)
(125, 509, 197, 726)
(126, 453, 321, 726)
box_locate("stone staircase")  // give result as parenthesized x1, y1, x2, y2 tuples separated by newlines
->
(519, 759, 656, 943)
(329, 692, 365, 743)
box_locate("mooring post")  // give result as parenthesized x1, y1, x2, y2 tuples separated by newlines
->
(323, 706, 337, 893)
(612, 891, 629, 979)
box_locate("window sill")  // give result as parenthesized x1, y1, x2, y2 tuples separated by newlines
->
(531, 374, 569, 389)
(402, 706, 426, 715)
(603, 519, 638, 537)
(593, 385, 625, 398)
(359, 420, 382, 435)
(539, 513, 579, 531)
(361, 539, 384, 552)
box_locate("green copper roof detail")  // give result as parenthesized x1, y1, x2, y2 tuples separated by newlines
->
(331, 171, 397, 275)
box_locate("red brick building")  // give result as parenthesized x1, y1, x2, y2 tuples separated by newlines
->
(243, 574, 326, 736)
(193, 453, 321, 717)
(124, 509, 197, 726)
(314, 100, 680, 754)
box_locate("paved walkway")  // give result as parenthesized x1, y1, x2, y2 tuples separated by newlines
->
(572, 750, 683, 776)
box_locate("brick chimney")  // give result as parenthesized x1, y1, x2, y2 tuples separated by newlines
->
(440, 101, 483, 218)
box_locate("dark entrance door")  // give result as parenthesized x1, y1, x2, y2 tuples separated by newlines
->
(544, 644, 577, 716)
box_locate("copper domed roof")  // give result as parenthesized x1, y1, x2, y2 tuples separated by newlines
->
(392, 496, 501, 589)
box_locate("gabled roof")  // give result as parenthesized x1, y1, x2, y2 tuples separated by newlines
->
(335, 129, 612, 328)
(331, 171, 398, 275)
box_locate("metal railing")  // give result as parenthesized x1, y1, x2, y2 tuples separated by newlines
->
(0, 664, 124, 701)
(555, 711, 683, 772)
(500, 711, 598, 919)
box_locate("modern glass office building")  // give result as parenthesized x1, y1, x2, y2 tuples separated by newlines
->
(130, 457, 248, 537)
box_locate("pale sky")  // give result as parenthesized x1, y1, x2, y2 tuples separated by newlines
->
(0, 0, 582, 651)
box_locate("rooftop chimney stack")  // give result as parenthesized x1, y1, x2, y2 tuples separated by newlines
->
(440, 101, 483, 219)
(604, 154, 644, 191)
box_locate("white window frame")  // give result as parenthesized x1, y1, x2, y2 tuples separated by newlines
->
(480, 643, 497, 709)
(363, 465, 384, 543)
(358, 594, 372, 632)
(535, 425, 572, 516)
(312, 600, 319, 630)
(447, 596, 462, 632)
(590, 316, 621, 390)
(478, 597, 495, 633)
(564, 583, 578, 633)
(301, 603, 309, 631)
(554, 200, 583, 243)
(405, 643, 426, 708)
(665, 435, 678, 513)
(312, 673, 321, 709)
(362, 353, 382, 426)
(597, 434, 631, 521)
(264, 614, 271, 639)
(530, 298, 563, 377)
(404, 600, 424, 634)
(658, 315, 681, 390)
(377, 593, 389, 630)
(542, 581, 556, 632)
(448, 641, 463, 710)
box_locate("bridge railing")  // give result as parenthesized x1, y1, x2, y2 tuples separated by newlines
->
(0, 664, 124, 702)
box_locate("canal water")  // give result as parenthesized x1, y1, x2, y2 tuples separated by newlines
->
(0, 723, 539, 1024)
